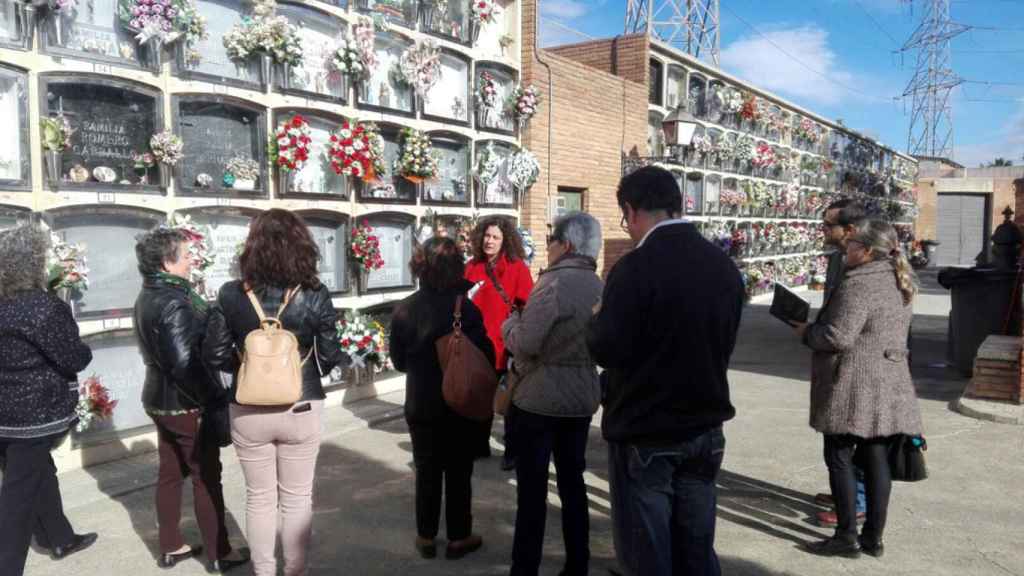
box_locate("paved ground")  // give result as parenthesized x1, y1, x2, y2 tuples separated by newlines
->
(21, 270, 1024, 575)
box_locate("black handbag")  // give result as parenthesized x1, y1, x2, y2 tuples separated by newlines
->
(201, 401, 233, 448)
(889, 434, 928, 482)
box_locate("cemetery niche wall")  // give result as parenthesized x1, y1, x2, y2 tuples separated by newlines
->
(2, 0, 527, 451)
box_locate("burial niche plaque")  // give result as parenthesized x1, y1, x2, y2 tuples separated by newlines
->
(476, 141, 515, 206)
(365, 216, 413, 290)
(357, 32, 414, 113)
(179, 0, 261, 85)
(177, 99, 265, 195)
(44, 79, 159, 187)
(359, 126, 415, 202)
(51, 207, 162, 317)
(423, 134, 469, 203)
(47, 0, 142, 64)
(422, 52, 469, 124)
(75, 330, 149, 443)
(0, 66, 28, 184)
(475, 64, 515, 133)
(183, 209, 253, 298)
(301, 214, 348, 292)
(278, 112, 347, 197)
(276, 3, 346, 100)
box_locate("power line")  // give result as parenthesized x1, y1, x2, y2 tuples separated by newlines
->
(963, 79, 1024, 86)
(852, 0, 903, 47)
(954, 49, 1024, 53)
(720, 4, 899, 103)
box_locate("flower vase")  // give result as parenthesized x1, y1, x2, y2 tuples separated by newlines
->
(45, 150, 61, 185)
(357, 0, 370, 9)
(281, 62, 292, 90)
(52, 11, 63, 46)
(234, 178, 256, 191)
(147, 37, 162, 71)
(19, 4, 35, 49)
(420, 2, 435, 30)
(471, 20, 482, 45)
(277, 169, 290, 195)
(159, 163, 172, 188)
(259, 54, 273, 91)
(355, 266, 370, 294)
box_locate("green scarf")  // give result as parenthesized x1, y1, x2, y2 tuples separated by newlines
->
(153, 272, 209, 312)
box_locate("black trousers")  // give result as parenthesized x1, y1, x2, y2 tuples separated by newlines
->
(511, 411, 592, 576)
(409, 419, 476, 541)
(0, 434, 76, 576)
(823, 434, 892, 543)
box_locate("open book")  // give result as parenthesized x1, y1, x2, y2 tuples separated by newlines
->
(770, 284, 810, 326)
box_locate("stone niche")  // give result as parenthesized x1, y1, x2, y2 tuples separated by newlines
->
(0, 64, 29, 186)
(299, 211, 350, 293)
(174, 96, 267, 196)
(178, 207, 256, 299)
(357, 124, 417, 203)
(363, 213, 414, 291)
(274, 110, 348, 198)
(422, 132, 470, 205)
(74, 329, 149, 445)
(41, 75, 161, 189)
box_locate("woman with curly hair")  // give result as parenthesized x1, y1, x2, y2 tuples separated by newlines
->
(0, 223, 97, 576)
(203, 209, 348, 576)
(464, 217, 534, 469)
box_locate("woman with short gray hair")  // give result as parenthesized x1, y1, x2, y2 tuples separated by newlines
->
(501, 211, 604, 576)
(0, 223, 97, 575)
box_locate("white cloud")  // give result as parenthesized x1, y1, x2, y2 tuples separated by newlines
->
(720, 25, 858, 107)
(540, 0, 589, 20)
(539, 18, 595, 47)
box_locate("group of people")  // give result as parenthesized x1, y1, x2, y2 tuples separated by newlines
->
(0, 164, 925, 576)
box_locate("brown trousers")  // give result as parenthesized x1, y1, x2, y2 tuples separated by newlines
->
(152, 412, 232, 562)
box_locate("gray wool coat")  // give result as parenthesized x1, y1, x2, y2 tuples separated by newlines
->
(502, 255, 603, 418)
(804, 259, 924, 439)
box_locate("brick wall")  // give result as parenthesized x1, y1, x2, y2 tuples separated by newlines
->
(520, 0, 649, 278)
(546, 34, 650, 85)
(916, 179, 937, 241)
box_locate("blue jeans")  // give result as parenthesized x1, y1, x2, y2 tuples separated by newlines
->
(608, 427, 725, 576)
(855, 468, 867, 514)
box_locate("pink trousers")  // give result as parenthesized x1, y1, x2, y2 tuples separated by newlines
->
(230, 401, 323, 576)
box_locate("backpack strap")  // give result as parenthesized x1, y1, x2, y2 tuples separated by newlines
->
(244, 286, 313, 364)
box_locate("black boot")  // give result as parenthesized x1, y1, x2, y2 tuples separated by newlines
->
(52, 533, 98, 560)
(806, 536, 861, 558)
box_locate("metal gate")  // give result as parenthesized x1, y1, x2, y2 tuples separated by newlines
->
(935, 194, 989, 267)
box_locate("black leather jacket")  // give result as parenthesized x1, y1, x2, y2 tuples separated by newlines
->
(203, 280, 348, 402)
(135, 276, 216, 413)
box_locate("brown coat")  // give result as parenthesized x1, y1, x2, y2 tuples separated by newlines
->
(805, 259, 924, 438)
(502, 255, 603, 418)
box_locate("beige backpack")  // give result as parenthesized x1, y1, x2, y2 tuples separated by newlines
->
(236, 287, 312, 406)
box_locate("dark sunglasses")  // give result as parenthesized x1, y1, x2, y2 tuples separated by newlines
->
(546, 234, 561, 245)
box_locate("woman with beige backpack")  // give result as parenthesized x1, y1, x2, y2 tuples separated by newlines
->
(203, 209, 348, 576)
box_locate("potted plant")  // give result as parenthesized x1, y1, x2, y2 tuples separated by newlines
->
(223, 156, 260, 190)
(40, 114, 73, 185)
(150, 130, 183, 188)
(349, 220, 385, 293)
(269, 115, 312, 194)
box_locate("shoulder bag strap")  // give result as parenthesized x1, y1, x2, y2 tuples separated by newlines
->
(452, 294, 465, 334)
(484, 263, 512, 306)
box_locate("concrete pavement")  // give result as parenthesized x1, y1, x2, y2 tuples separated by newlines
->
(23, 271, 1024, 575)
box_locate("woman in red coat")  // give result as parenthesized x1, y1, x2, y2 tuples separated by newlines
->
(464, 217, 534, 469)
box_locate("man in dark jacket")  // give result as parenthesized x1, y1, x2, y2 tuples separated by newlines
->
(587, 166, 743, 576)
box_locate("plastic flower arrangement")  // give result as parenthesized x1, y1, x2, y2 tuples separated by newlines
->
(752, 142, 775, 168)
(47, 232, 89, 292)
(328, 119, 383, 181)
(166, 213, 214, 292)
(117, 0, 207, 48)
(224, 156, 260, 187)
(474, 141, 502, 186)
(476, 70, 500, 111)
(270, 115, 312, 173)
(40, 115, 74, 153)
(74, 375, 117, 433)
(336, 310, 387, 368)
(150, 130, 184, 166)
(395, 128, 439, 182)
(397, 39, 442, 100)
(223, 0, 302, 66)
(508, 84, 541, 126)
(470, 0, 502, 25)
(350, 219, 385, 272)
(507, 149, 540, 193)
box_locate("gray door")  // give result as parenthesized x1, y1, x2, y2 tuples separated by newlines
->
(935, 194, 988, 266)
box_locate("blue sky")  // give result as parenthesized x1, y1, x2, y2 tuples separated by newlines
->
(537, 0, 1024, 167)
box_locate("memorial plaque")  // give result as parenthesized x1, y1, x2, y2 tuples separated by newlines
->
(357, 32, 414, 113)
(277, 3, 346, 100)
(44, 80, 158, 186)
(181, 0, 261, 84)
(0, 0, 18, 45)
(177, 99, 264, 194)
(0, 67, 28, 183)
(476, 141, 514, 206)
(279, 113, 346, 197)
(75, 330, 149, 442)
(422, 0, 469, 42)
(366, 217, 413, 290)
(422, 52, 469, 123)
(423, 136, 469, 203)
(49, 0, 141, 64)
(476, 65, 515, 132)
(358, 0, 416, 28)
(302, 215, 347, 292)
(359, 128, 416, 202)
(184, 209, 253, 299)
(0, 205, 29, 230)
(51, 208, 162, 317)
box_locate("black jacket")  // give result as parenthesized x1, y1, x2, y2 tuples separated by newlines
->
(0, 291, 92, 439)
(203, 280, 347, 402)
(135, 276, 217, 413)
(389, 281, 495, 427)
(587, 222, 743, 444)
